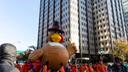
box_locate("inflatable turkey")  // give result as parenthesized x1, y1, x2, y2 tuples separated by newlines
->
(28, 21, 77, 70)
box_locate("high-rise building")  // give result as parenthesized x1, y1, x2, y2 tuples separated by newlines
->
(122, 0, 128, 39)
(37, 0, 127, 55)
(37, 0, 95, 54)
(93, 0, 127, 53)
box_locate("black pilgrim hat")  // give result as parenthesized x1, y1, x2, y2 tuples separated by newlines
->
(48, 21, 64, 34)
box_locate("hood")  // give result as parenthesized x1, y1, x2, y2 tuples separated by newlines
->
(0, 43, 17, 62)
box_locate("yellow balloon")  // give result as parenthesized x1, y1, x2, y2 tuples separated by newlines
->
(51, 33, 62, 42)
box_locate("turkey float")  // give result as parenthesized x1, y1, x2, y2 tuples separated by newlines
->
(28, 21, 77, 70)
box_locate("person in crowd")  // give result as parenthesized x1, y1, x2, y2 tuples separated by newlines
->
(43, 61, 50, 72)
(16, 61, 22, 71)
(65, 62, 72, 72)
(59, 63, 65, 72)
(111, 57, 128, 72)
(124, 62, 128, 71)
(80, 64, 85, 72)
(107, 64, 112, 72)
(84, 64, 89, 72)
(93, 63, 98, 72)
(88, 63, 94, 72)
(32, 60, 41, 72)
(21, 61, 31, 72)
(71, 64, 78, 72)
(0, 43, 20, 72)
(94, 59, 107, 72)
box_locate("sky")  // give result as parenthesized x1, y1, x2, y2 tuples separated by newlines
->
(0, 0, 40, 51)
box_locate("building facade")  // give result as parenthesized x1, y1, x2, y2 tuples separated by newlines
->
(123, 0, 128, 39)
(93, 0, 127, 53)
(37, 0, 127, 54)
(37, 0, 95, 54)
